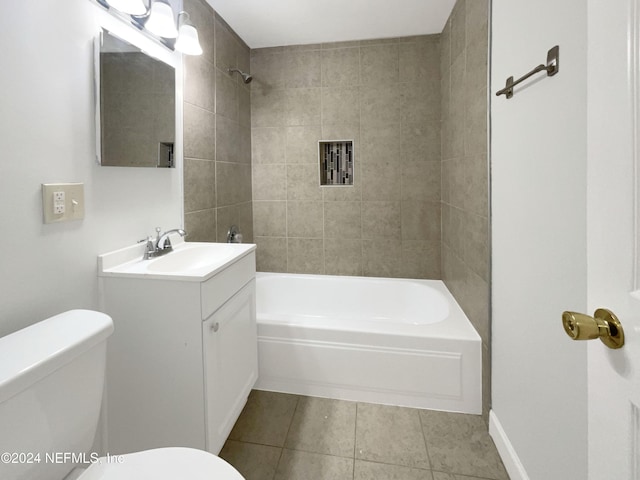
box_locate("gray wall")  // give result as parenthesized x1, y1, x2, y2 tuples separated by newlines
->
(250, 37, 442, 277)
(440, 0, 490, 418)
(182, 0, 253, 242)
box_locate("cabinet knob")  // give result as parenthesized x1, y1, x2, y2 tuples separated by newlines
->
(211, 322, 220, 333)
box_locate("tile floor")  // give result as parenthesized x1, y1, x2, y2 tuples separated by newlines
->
(220, 390, 509, 480)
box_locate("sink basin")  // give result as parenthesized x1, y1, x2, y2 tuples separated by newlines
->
(146, 244, 239, 273)
(98, 241, 256, 281)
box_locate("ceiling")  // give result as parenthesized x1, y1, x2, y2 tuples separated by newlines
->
(204, 0, 457, 49)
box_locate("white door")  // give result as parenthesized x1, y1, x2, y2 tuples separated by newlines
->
(586, 0, 640, 478)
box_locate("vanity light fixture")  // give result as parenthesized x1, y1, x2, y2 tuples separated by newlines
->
(144, 0, 178, 38)
(104, 0, 147, 15)
(102, 0, 202, 55)
(175, 12, 203, 56)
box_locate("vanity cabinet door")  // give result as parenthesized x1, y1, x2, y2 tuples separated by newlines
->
(202, 279, 258, 454)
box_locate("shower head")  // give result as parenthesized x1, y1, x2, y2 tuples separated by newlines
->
(228, 68, 253, 84)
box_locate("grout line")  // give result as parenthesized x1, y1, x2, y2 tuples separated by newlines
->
(417, 409, 434, 471)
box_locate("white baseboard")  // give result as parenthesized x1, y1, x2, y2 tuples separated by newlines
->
(489, 410, 530, 480)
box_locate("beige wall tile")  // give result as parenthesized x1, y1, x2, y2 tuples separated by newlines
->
(184, 103, 215, 160)
(215, 16, 237, 71)
(184, 158, 215, 212)
(322, 184, 362, 202)
(216, 115, 241, 163)
(216, 203, 253, 243)
(440, 17, 452, 74)
(401, 82, 440, 124)
(324, 238, 363, 276)
(252, 128, 286, 164)
(286, 88, 321, 126)
(360, 123, 402, 164)
(216, 69, 238, 120)
(287, 164, 322, 201)
(217, 162, 252, 206)
(401, 240, 441, 279)
(450, 0, 467, 63)
(286, 126, 322, 164)
(287, 201, 324, 238)
(324, 201, 362, 238)
(252, 164, 286, 200)
(321, 48, 360, 87)
(321, 124, 361, 144)
(360, 44, 399, 85)
(251, 88, 286, 127)
(399, 40, 440, 85)
(321, 87, 360, 125)
(463, 211, 489, 281)
(360, 85, 401, 124)
(401, 200, 441, 242)
(250, 51, 286, 90)
(466, 0, 489, 46)
(255, 236, 288, 272)
(401, 160, 441, 202)
(361, 161, 402, 201)
(287, 238, 324, 274)
(465, 87, 488, 157)
(253, 201, 286, 237)
(466, 28, 488, 93)
(361, 201, 401, 238)
(184, 54, 216, 112)
(238, 125, 252, 164)
(238, 86, 251, 127)
(402, 120, 441, 163)
(184, 208, 216, 242)
(464, 155, 489, 217)
(285, 50, 322, 88)
(183, 0, 253, 275)
(362, 239, 402, 277)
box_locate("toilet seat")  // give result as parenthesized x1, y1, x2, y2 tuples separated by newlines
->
(77, 447, 244, 480)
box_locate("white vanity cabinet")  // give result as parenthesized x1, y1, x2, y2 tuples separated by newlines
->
(98, 244, 257, 456)
(203, 280, 257, 452)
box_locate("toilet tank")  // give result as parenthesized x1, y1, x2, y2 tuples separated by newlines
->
(0, 310, 114, 480)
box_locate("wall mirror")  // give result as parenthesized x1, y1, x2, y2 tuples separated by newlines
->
(95, 28, 176, 167)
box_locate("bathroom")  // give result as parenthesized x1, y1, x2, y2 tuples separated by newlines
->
(0, 0, 635, 479)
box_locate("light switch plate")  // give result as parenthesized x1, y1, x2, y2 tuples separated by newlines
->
(42, 183, 85, 224)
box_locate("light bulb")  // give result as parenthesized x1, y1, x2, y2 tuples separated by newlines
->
(175, 14, 203, 56)
(145, 0, 178, 38)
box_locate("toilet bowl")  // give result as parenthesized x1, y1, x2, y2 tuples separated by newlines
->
(76, 447, 243, 479)
(0, 310, 244, 480)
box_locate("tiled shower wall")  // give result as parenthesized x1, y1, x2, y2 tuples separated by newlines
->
(182, 0, 253, 242)
(250, 37, 441, 277)
(440, 0, 490, 418)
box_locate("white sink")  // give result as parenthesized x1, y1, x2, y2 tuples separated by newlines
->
(98, 239, 256, 281)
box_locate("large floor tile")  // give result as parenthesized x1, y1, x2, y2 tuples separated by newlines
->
(354, 460, 433, 479)
(285, 396, 357, 457)
(228, 390, 299, 446)
(432, 471, 496, 480)
(219, 440, 282, 480)
(275, 449, 354, 480)
(355, 403, 430, 469)
(420, 410, 508, 480)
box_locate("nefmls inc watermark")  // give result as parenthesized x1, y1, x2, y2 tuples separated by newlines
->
(1, 452, 124, 465)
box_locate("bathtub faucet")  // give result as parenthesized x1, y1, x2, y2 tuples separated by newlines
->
(139, 227, 187, 259)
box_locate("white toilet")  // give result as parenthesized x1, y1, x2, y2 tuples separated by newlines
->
(0, 309, 244, 480)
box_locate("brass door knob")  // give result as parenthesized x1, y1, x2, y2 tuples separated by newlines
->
(562, 309, 624, 349)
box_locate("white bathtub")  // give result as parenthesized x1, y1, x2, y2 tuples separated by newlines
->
(255, 273, 482, 414)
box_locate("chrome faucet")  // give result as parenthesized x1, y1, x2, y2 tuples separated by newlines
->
(139, 227, 187, 259)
